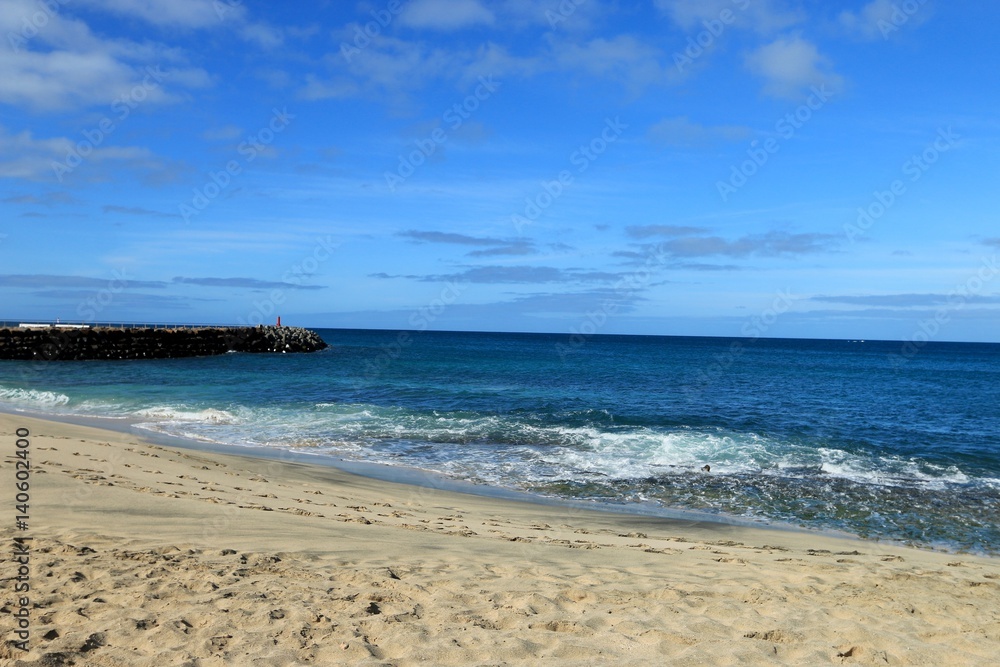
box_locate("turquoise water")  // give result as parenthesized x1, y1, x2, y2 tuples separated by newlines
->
(2, 329, 999, 552)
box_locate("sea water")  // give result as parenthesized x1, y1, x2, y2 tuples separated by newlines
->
(2, 329, 998, 553)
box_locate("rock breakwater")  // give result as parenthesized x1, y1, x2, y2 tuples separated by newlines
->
(0, 325, 328, 361)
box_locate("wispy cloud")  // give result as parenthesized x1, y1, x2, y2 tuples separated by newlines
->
(622, 228, 840, 261)
(2, 192, 74, 205)
(662, 231, 840, 258)
(372, 266, 623, 284)
(0, 274, 167, 288)
(103, 205, 175, 218)
(398, 0, 495, 31)
(0, 274, 329, 291)
(75, 0, 283, 46)
(467, 240, 535, 257)
(312, 288, 652, 329)
(398, 230, 503, 246)
(811, 294, 1000, 308)
(2, 194, 42, 204)
(398, 230, 537, 257)
(202, 125, 244, 142)
(0, 126, 167, 182)
(839, 0, 932, 40)
(172, 277, 327, 290)
(655, 0, 802, 33)
(648, 117, 751, 147)
(28, 291, 209, 308)
(677, 262, 745, 272)
(550, 35, 676, 92)
(625, 225, 709, 239)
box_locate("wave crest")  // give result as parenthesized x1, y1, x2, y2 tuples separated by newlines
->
(0, 385, 71, 407)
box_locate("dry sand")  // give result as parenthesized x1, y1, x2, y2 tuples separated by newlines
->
(1, 412, 998, 666)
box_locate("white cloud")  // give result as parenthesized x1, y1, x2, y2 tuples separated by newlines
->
(0, 0, 210, 112)
(72, 0, 283, 46)
(77, 0, 233, 29)
(744, 35, 843, 99)
(399, 0, 495, 31)
(1, 50, 131, 111)
(516, 0, 609, 33)
(550, 35, 675, 92)
(2, 1, 96, 51)
(463, 41, 540, 83)
(0, 126, 155, 181)
(299, 75, 360, 102)
(339, 36, 455, 99)
(307, 36, 535, 105)
(655, 0, 802, 33)
(839, 0, 931, 40)
(0, 48, 209, 112)
(312, 20, 673, 106)
(238, 22, 285, 49)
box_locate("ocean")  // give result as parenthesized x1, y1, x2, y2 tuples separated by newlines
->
(2, 328, 998, 553)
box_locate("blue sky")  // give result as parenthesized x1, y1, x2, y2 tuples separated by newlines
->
(1, 0, 998, 342)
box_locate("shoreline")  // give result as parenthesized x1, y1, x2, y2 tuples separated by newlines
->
(0, 404, 887, 550)
(2, 411, 999, 665)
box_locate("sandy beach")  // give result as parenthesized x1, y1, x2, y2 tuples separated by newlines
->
(2, 412, 998, 666)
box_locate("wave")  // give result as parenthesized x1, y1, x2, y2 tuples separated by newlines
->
(133, 406, 240, 425)
(0, 385, 71, 407)
(4, 387, 995, 550)
(3, 386, 981, 496)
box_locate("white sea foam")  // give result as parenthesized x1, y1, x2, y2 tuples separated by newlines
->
(817, 447, 973, 489)
(0, 385, 71, 407)
(101, 399, 989, 498)
(133, 406, 239, 424)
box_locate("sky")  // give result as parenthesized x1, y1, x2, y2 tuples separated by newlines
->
(1, 0, 999, 343)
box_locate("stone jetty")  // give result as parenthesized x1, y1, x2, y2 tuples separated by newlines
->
(0, 325, 328, 361)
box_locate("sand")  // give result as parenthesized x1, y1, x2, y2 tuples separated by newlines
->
(1, 412, 998, 666)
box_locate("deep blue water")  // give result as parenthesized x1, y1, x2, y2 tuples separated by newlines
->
(2, 329, 999, 552)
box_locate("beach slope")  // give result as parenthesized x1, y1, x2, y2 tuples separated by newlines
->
(2, 413, 998, 666)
